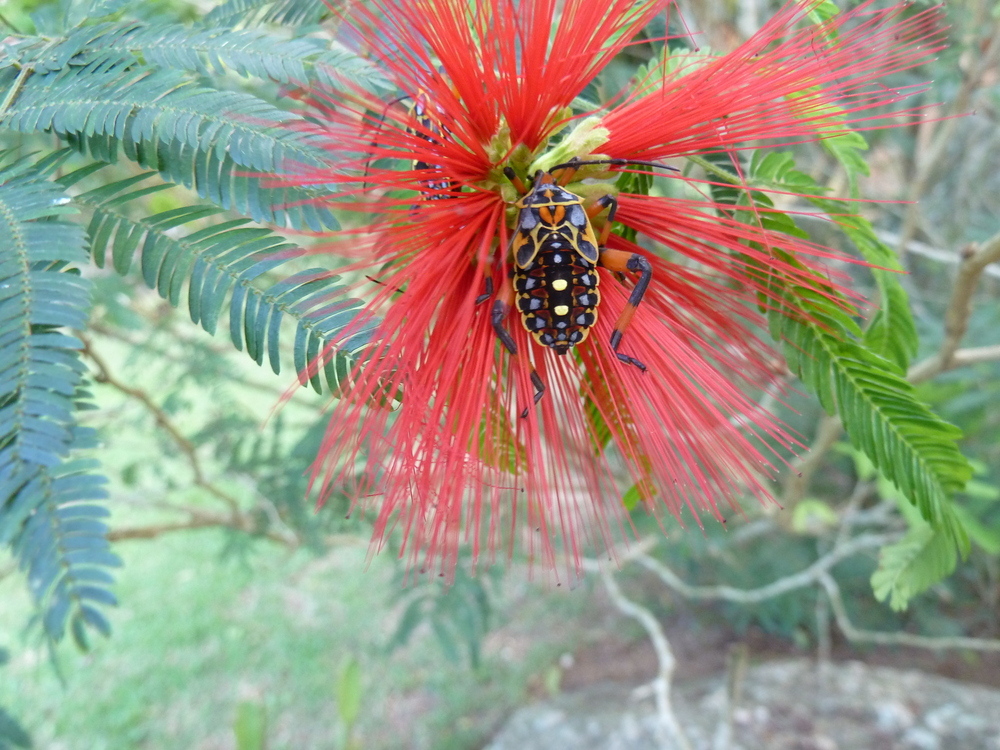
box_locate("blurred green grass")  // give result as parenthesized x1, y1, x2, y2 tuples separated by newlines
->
(0, 529, 582, 749)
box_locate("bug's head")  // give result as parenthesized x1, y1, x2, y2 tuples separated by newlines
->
(533, 170, 556, 187)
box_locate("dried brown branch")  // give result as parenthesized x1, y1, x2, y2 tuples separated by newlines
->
(81, 336, 301, 547)
(908, 231, 1000, 384)
(88, 320, 320, 407)
(898, 15, 1000, 256)
(106, 507, 297, 546)
(83, 335, 243, 517)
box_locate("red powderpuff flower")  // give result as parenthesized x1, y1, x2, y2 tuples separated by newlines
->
(283, 0, 944, 577)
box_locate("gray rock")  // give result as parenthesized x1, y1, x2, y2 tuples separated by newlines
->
(487, 659, 1000, 750)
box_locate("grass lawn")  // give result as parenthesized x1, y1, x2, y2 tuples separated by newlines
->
(0, 527, 588, 749)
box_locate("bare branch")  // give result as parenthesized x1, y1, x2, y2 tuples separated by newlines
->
(875, 230, 1000, 280)
(908, 231, 1000, 384)
(898, 20, 1000, 256)
(82, 335, 244, 518)
(781, 414, 842, 506)
(88, 321, 320, 407)
(632, 533, 893, 604)
(82, 336, 303, 547)
(107, 508, 297, 546)
(588, 563, 693, 750)
(818, 572, 1000, 652)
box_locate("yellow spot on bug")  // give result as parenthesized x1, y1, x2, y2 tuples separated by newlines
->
(551, 279, 568, 291)
(554, 305, 570, 316)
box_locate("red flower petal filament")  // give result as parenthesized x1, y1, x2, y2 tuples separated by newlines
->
(279, 0, 944, 577)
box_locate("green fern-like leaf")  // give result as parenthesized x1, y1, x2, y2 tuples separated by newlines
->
(21, 22, 389, 93)
(0, 54, 338, 230)
(0, 153, 89, 473)
(749, 151, 918, 372)
(712, 151, 971, 558)
(871, 523, 957, 611)
(205, 0, 330, 27)
(0, 56, 321, 171)
(0, 151, 117, 648)
(768, 282, 971, 551)
(63, 165, 374, 393)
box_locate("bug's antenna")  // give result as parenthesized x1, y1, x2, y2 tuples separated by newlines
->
(547, 157, 680, 175)
(503, 166, 528, 194)
(363, 95, 410, 189)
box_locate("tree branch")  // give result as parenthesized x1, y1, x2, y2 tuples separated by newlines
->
(81, 336, 302, 547)
(88, 320, 321, 407)
(83, 335, 244, 518)
(906, 231, 1000, 383)
(106, 508, 297, 546)
(898, 17, 1000, 256)
(632, 533, 893, 604)
(781, 414, 842, 506)
(585, 562, 693, 750)
(818, 572, 1000, 652)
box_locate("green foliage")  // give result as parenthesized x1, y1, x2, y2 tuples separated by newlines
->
(708, 148, 973, 600)
(2, 11, 386, 231)
(233, 700, 267, 750)
(0, 60, 308, 170)
(388, 568, 495, 669)
(749, 150, 919, 372)
(0, 0, 386, 650)
(0, 710, 32, 750)
(336, 653, 363, 748)
(59, 162, 372, 393)
(0, 52, 334, 229)
(0, 649, 31, 750)
(0, 152, 118, 648)
(765, 267, 970, 549)
(872, 524, 956, 611)
(67, 22, 389, 92)
(205, 0, 330, 28)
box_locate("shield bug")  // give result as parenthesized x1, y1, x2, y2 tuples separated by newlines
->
(483, 158, 674, 415)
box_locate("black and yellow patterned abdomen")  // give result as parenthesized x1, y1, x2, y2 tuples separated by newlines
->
(514, 243, 600, 353)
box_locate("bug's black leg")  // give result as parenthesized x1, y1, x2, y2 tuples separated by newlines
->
(491, 298, 519, 356)
(475, 276, 494, 305)
(599, 248, 652, 372)
(491, 289, 545, 416)
(523, 371, 545, 419)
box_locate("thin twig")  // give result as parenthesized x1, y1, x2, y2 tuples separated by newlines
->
(897, 16, 1000, 256)
(907, 231, 1000, 383)
(633, 533, 893, 604)
(781, 414, 842, 507)
(109, 518, 263, 543)
(591, 565, 694, 750)
(818, 572, 1000, 652)
(83, 336, 243, 518)
(88, 321, 321, 407)
(875, 230, 1000, 280)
